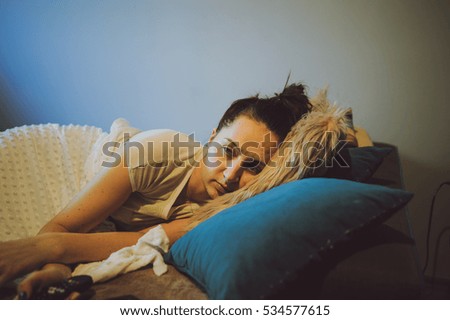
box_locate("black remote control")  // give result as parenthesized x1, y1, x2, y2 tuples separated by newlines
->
(33, 275, 93, 300)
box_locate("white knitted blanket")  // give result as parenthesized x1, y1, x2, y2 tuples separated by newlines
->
(0, 118, 140, 241)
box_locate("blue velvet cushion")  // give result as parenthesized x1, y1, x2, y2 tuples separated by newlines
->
(165, 178, 413, 299)
(325, 146, 392, 182)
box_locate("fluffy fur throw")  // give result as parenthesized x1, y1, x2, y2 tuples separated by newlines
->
(188, 89, 352, 229)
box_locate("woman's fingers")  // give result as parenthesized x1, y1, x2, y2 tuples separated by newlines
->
(16, 271, 44, 299)
(16, 265, 71, 299)
(0, 235, 61, 287)
(0, 240, 36, 287)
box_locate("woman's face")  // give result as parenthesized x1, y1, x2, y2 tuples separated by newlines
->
(188, 116, 280, 202)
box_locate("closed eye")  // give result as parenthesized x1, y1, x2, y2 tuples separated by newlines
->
(242, 160, 265, 174)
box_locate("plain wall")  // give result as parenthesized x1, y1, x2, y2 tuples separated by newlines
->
(1, 0, 450, 280)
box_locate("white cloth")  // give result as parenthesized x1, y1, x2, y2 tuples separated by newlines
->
(72, 225, 170, 283)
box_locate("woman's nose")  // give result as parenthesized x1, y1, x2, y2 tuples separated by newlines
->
(223, 157, 243, 184)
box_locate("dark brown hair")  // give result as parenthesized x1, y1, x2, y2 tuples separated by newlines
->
(216, 82, 312, 142)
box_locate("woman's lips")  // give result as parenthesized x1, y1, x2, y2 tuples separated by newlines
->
(214, 181, 229, 195)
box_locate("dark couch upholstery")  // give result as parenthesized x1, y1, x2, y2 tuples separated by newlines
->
(88, 142, 423, 300)
(319, 142, 423, 299)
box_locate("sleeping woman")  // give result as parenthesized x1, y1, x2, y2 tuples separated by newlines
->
(0, 82, 351, 299)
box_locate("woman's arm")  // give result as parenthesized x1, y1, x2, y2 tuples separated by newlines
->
(36, 156, 192, 262)
(39, 162, 132, 234)
(12, 218, 191, 298)
(8, 230, 151, 298)
(0, 162, 133, 286)
(36, 218, 191, 265)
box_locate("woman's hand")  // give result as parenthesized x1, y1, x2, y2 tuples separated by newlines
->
(15, 264, 72, 299)
(0, 234, 64, 287)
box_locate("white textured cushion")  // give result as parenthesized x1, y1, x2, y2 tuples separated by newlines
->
(0, 119, 140, 241)
(0, 123, 104, 240)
